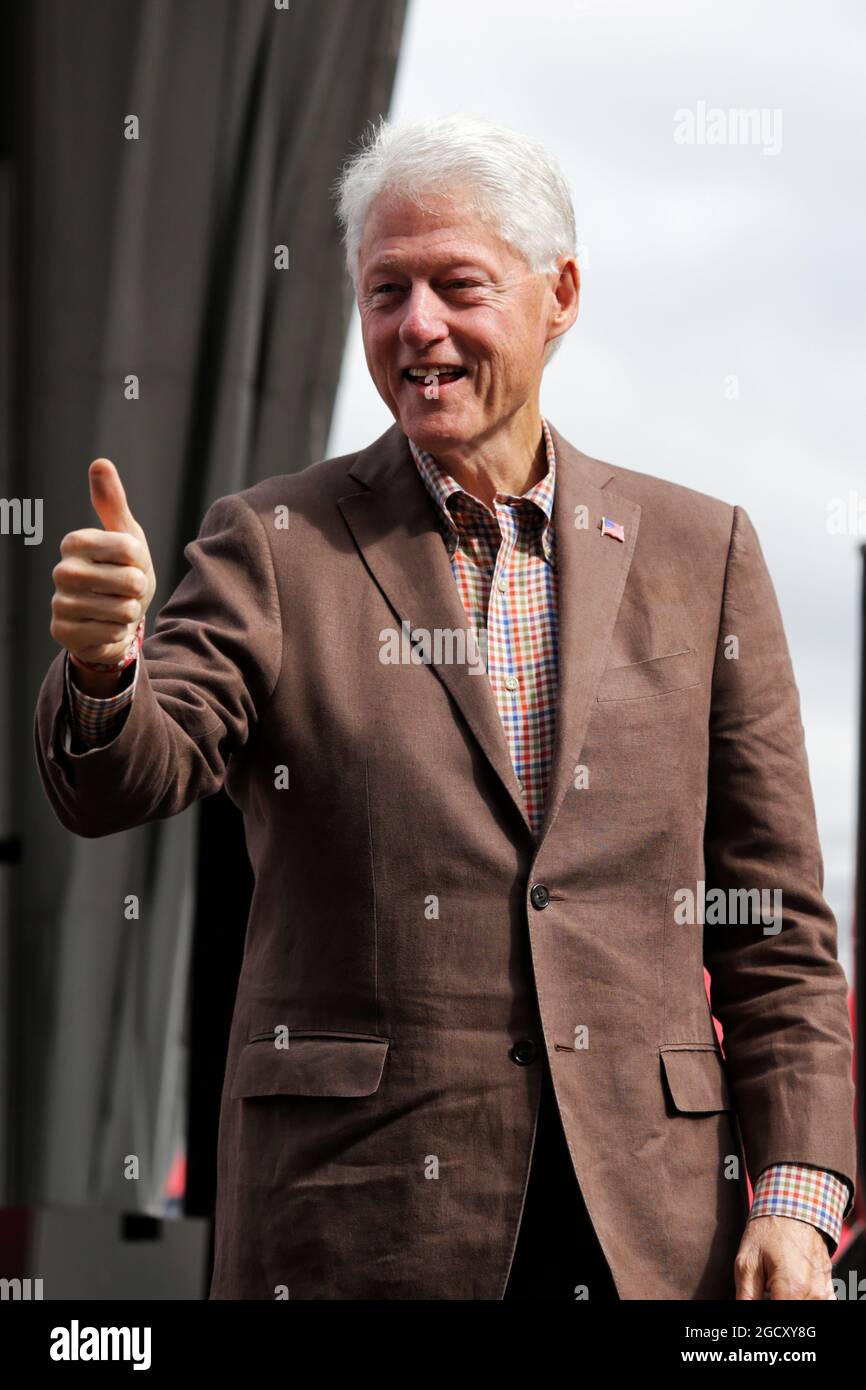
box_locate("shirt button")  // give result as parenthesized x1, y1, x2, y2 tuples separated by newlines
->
(497, 577, 507, 592)
(530, 883, 551, 910)
(503, 675, 518, 692)
(510, 1040, 539, 1066)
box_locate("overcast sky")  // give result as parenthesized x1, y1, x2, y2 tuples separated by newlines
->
(328, 0, 866, 978)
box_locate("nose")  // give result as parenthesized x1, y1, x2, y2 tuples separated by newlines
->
(398, 284, 448, 350)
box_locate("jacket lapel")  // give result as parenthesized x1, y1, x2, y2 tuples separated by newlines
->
(339, 419, 640, 847)
(340, 423, 531, 832)
(536, 421, 641, 847)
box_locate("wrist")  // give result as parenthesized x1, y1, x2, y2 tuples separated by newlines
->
(70, 615, 145, 679)
(68, 660, 128, 696)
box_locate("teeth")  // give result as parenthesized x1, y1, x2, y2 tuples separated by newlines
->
(407, 366, 462, 377)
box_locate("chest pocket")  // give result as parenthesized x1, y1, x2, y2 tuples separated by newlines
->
(597, 647, 700, 702)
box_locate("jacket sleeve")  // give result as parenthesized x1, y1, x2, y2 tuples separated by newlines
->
(702, 504, 856, 1219)
(34, 491, 283, 837)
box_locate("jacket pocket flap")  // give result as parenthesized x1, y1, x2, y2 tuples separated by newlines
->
(230, 1032, 390, 1099)
(597, 648, 699, 702)
(659, 1044, 732, 1112)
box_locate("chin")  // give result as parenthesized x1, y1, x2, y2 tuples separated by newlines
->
(404, 420, 466, 449)
(401, 406, 470, 438)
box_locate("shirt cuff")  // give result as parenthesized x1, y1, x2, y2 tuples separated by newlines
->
(64, 650, 139, 749)
(749, 1163, 852, 1252)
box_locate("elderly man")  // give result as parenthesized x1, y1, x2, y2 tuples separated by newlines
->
(35, 114, 855, 1301)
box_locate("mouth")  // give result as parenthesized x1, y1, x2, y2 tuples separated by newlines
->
(401, 365, 468, 394)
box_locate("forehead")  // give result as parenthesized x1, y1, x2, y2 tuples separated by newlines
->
(358, 191, 520, 278)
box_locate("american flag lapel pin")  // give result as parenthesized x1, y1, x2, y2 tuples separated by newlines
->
(600, 515, 625, 543)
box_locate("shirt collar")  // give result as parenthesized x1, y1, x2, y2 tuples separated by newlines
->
(407, 417, 557, 565)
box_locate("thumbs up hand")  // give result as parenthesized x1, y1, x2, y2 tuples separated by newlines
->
(50, 459, 157, 680)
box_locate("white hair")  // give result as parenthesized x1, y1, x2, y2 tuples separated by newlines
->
(332, 113, 578, 362)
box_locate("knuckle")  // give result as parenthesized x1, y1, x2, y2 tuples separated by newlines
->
(55, 564, 78, 591)
(59, 529, 85, 555)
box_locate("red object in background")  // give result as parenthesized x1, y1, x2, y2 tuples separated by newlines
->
(164, 1151, 187, 1203)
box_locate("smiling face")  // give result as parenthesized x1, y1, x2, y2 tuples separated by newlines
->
(356, 188, 578, 458)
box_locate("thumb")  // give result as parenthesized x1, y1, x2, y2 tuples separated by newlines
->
(89, 458, 144, 540)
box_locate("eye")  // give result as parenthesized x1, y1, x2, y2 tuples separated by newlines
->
(371, 283, 402, 296)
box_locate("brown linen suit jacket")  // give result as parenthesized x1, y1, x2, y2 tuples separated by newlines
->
(34, 419, 857, 1299)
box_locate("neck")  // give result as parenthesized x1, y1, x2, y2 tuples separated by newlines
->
(421, 404, 546, 510)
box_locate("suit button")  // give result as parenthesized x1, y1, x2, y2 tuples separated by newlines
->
(510, 1039, 538, 1066)
(529, 883, 550, 909)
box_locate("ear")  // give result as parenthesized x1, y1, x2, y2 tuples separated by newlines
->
(542, 257, 579, 365)
(550, 254, 580, 334)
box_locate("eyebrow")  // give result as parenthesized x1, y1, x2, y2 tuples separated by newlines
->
(363, 258, 493, 283)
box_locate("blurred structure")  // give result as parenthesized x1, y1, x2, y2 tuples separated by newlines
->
(0, 0, 406, 1297)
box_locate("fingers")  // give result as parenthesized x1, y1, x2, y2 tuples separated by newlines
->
(735, 1273, 765, 1299)
(51, 589, 143, 628)
(51, 541, 147, 662)
(51, 616, 138, 656)
(50, 588, 142, 658)
(52, 556, 147, 599)
(59, 526, 149, 571)
(735, 1238, 837, 1300)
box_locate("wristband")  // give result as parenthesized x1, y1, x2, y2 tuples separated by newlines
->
(71, 615, 145, 673)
